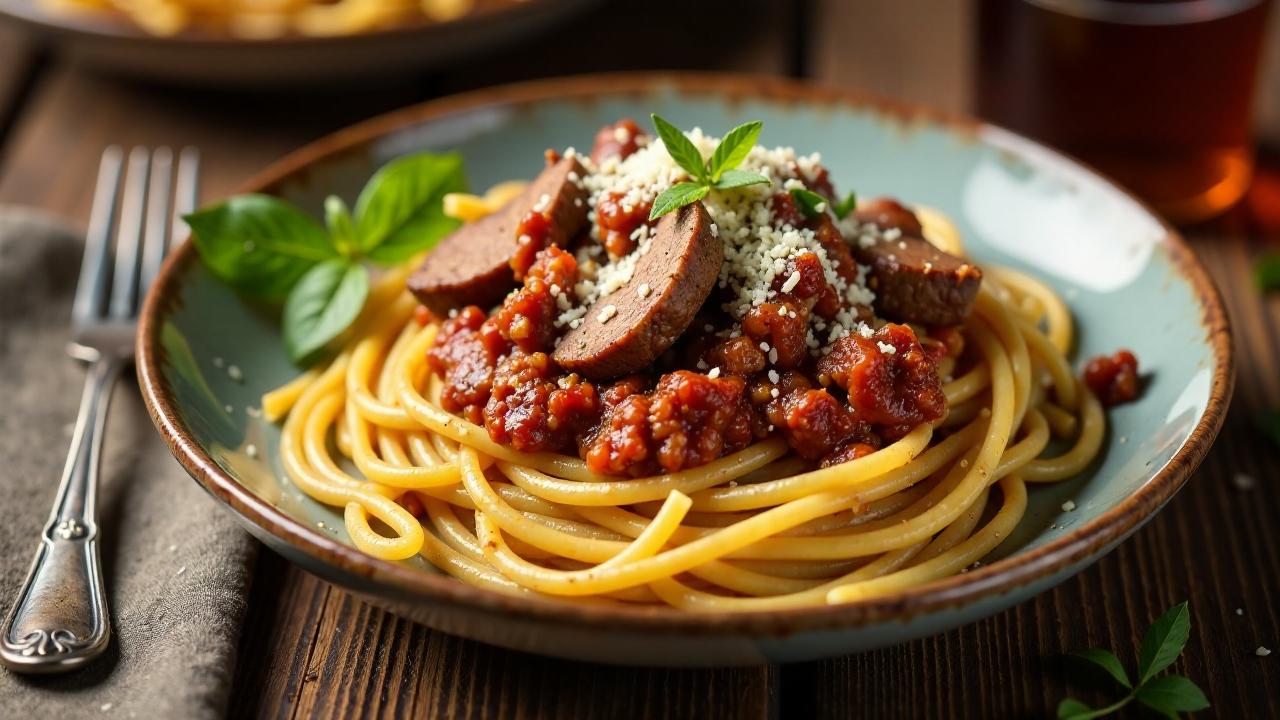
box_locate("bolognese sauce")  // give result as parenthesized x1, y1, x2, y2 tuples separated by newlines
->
(419, 119, 983, 476)
(1083, 349, 1141, 407)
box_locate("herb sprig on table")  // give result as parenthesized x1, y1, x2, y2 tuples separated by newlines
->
(1058, 601, 1209, 719)
(647, 114, 771, 220)
(185, 153, 466, 364)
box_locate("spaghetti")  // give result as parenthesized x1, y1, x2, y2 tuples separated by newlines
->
(261, 196, 1105, 610)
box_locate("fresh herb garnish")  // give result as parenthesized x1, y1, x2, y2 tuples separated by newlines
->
(1255, 253, 1280, 292)
(648, 114, 770, 220)
(186, 152, 466, 364)
(790, 188, 828, 219)
(833, 190, 858, 219)
(789, 187, 858, 221)
(1057, 601, 1209, 719)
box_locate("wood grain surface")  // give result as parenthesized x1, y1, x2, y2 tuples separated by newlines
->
(1, 0, 1276, 717)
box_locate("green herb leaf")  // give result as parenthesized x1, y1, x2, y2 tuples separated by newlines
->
(790, 188, 829, 219)
(1057, 697, 1131, 720)
(1057, 698, 1103, 720)
(1135, 675, 1210, 716)
(282, 259, 369, 364)
(186, 194, 336, 301)
(708, 120, 762, 181)
(833, 191, 858, 219)
(353, 152, 466, 263)
(649, 182, 710, 220)
(715, 169, 771, 190)
(325, 195, 357, 257)
(1255, 253, 1280, 292)
(1138, 601, 1191, 685)
(1056, 698, 1092, 720)
(1070, 649, 1132, 689)
(650, 114, 707, 181)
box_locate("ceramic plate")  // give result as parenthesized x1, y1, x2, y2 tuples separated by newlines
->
(0, 0, 598, 86)
(137, 74, 1233, 666)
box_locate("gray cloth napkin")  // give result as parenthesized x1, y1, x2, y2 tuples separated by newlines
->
(0, 207, 258, 719)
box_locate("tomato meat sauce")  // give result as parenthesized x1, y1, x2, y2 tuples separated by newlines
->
(421, 120, 963, 476)
(1083, 350, 1141, 407)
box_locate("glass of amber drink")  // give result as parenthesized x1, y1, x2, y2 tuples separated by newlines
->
(976, 0, 1272, 225)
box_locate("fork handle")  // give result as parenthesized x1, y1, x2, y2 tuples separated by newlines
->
(1, 356, 122, 673)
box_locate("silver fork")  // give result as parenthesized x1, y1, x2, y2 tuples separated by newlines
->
(0, 146, 200, 674)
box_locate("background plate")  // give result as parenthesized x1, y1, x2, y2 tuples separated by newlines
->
(0, 0, 600, 86)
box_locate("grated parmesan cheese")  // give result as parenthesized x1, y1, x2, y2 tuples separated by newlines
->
(549, 127, 887, 356)
(781, 270, 802, 293)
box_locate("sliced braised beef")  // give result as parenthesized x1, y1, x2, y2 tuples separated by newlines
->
(852, 197, 924, 237)
(407, 155, 587, 315)
(553, 202, 722, 379)
(849, 197, 981, 326)
(854, 235, 981, 327)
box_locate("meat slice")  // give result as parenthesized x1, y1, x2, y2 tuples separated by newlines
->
(853, 236, 982, 327)
(852, 197, 924, 237)
(553, 202, 722, 379)
(407, 156, 588, 315)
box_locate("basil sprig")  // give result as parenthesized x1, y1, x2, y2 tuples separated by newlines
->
(1058, 602, 1210, 719)
(648, 114, 771, 220)
(790, 187, 858, 221)
(186, 152, 466, 364)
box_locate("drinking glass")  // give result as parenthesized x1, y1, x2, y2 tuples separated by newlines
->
(976, 0, 1273, 225)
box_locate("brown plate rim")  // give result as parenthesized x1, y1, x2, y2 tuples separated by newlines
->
(136, 71, 1234, 636)
(0, 0, 553, 46)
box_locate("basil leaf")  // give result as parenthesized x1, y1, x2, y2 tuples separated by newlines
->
(325, 195, 357, 257)
(1138, 601, 1190, 685)
(790, 188, 829, 219)
(1069, 649, 1132, 689)
(649, 182, 709, 220)
(1056, 698, 1108, 720)
(833, 191, 858, 219)
(715, 169, 771, 190)
(708, 120, 762, 181)
(354, 152, 466, 263)
(282, 260, 369, 364)
(1135, 675, 1210, 715)
(1255, 253, 1280, 292)
(651, 114, 707, 181)
(186, 194, 335, 301)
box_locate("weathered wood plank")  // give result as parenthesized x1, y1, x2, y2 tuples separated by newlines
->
(232, 552, 777, 720)
(809, 0, 974, 113)
(0, 60, 426, 217)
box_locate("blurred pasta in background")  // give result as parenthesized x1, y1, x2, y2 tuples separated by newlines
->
(40, 0, 495, 37)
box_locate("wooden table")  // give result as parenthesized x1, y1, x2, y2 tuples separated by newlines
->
(1, 2, 1277, 716)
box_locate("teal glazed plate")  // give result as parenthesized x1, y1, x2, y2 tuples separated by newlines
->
(137, 74, 1233, 666)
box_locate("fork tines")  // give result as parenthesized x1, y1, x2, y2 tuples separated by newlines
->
(73, 146, 200, 326)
